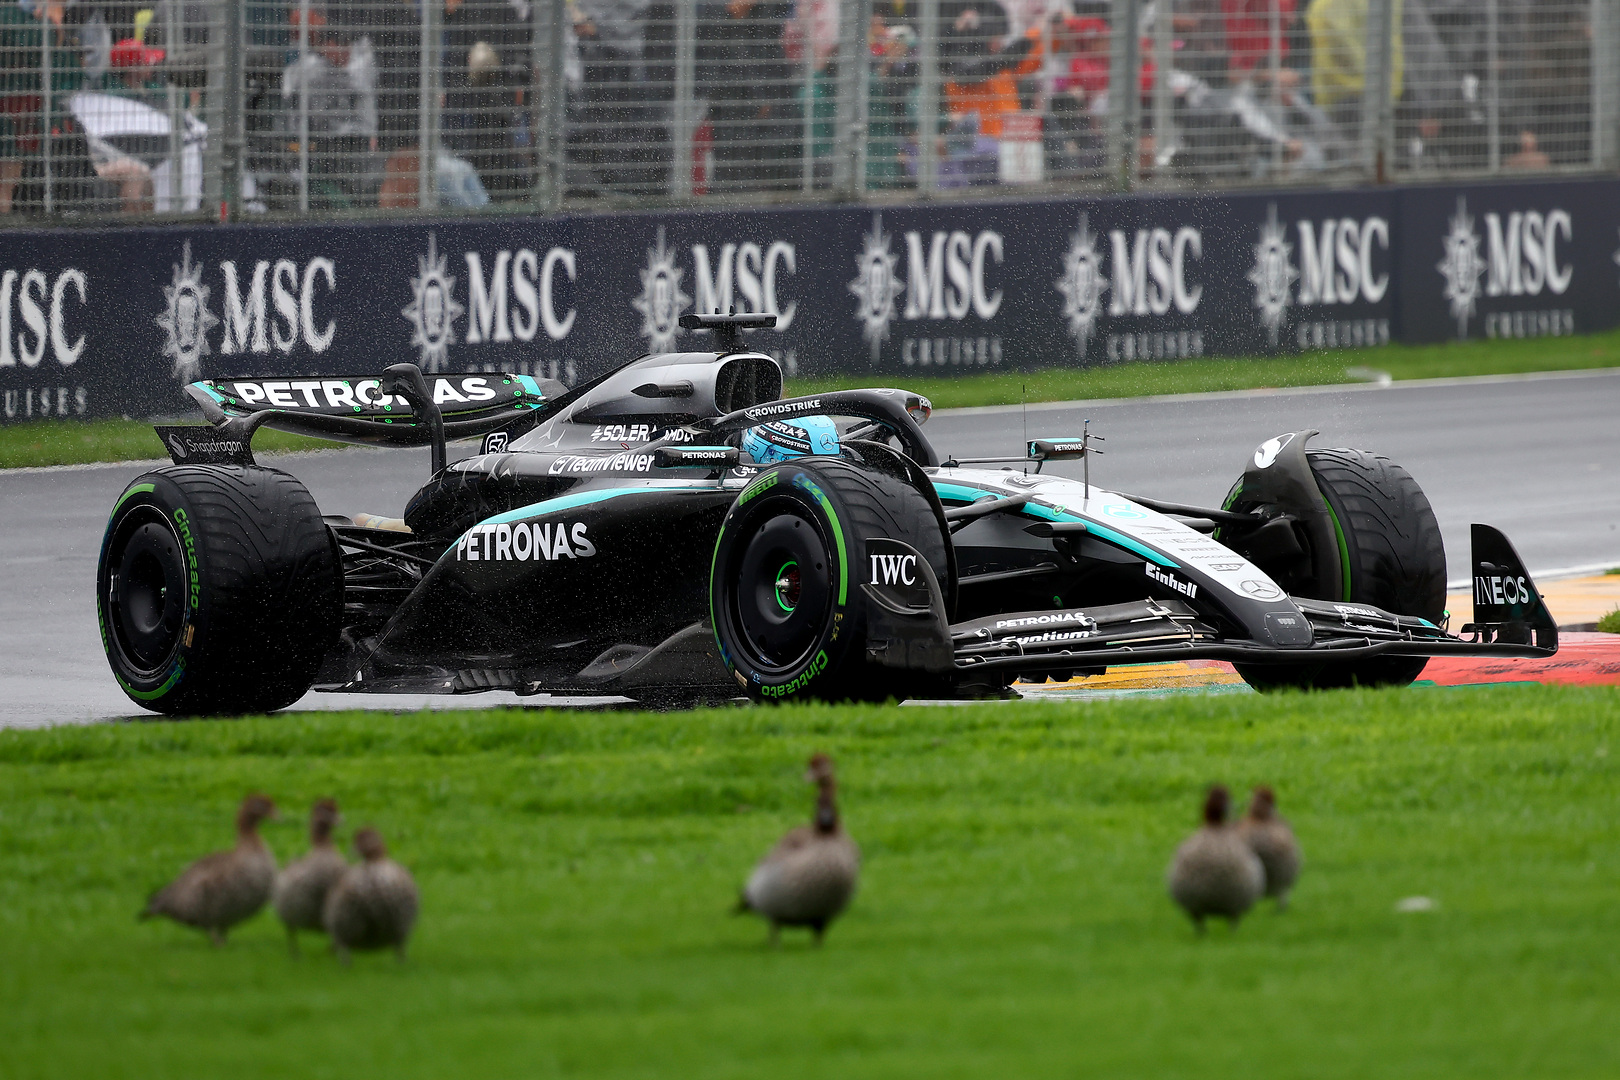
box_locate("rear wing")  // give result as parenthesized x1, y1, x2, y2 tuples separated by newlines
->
(167, 367, 564, 469)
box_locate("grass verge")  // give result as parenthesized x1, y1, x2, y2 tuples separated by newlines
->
(0, 417, 331, 469)
(786, 325, 1620, 408)
(5, 328, 1619, 467)
(2, 684, 1617, 1078)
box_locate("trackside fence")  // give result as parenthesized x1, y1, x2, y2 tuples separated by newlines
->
(0, 0, 1615, 222)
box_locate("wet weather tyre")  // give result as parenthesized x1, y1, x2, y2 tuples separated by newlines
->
(1235, 449, 1446, 691)
(97, 465, 342, 715)
(710, 459, 950, 703)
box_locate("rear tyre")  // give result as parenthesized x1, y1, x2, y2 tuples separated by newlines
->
(97, 466, 342, 715)
(1229, 448, 1446, 691)
(710, 459, 950, 703)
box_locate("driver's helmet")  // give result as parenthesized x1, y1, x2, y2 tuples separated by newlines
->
(740, 416, 841, 464)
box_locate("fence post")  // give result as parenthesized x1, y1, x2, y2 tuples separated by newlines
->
(915, 0, 939, 194)
(1151, 0, 1173, 182)
(1486, 0, 1500, 172)
(1592, 0, 1618, 170)
(801, 12, 816, 194)
(297, 0, 310, 213)
(418, 0, 440, 210)
(1107, 0, 1139, 192)
(40, 15, 52, 214)
(834, 0, 871, 197)
(670, 0, 696, 200)
(221, 0, 244, 220)
(531, 0, 563, 210)
(167, 0, 184, 212)
(1359, 0, 1392, 182)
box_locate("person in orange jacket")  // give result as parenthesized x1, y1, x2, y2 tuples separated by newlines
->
(940, 2, 1044, 140)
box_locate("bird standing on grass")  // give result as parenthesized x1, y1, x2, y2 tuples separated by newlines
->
(736, 753, 861, 946)
(1237, 785, 1301, 911)
(140, 793, 278, 946)
(323, 827, 419, 964)
(1167, 785, 1265, 933)
(272, 798, 348, 955)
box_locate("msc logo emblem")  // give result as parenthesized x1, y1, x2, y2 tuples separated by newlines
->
(633, 226, 691, 353)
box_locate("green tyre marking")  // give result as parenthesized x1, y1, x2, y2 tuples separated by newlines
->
(115, 657, 186, 702)
(111, 482, 155, 517)
(793, 474, 848, 606)
(1322, 499, 1353, 601)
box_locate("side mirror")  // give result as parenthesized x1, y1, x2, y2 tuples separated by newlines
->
(1027, 437, 1089, 461)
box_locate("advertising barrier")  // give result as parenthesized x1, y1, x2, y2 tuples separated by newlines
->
(3, 177, 1617, 424)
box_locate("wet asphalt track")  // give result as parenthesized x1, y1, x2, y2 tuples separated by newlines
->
(3, 369, 1617, 728)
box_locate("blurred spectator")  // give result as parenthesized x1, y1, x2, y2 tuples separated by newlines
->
(1221, 0, 1296, 87)
(866, 16, 916, 188)
(91, 36, 166, 212)
(940, 0, 1043, 141)
(1398, 0, 1489, 171)
(1504, 127, 1549, 170)
(1, 0, 86, 214)
(144, 0, 210, 105)
(569, 0, 667, 194)
(283, 4, 378, 208)
(324, 0, 416, 155)
(696, 0, 800, 191)
(1308, 0, 1403, 123)
(444, 0, 529, 197)
(1044, 13, 1106, 177)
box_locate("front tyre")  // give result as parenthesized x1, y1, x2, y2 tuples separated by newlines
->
(97, 466, 342, 715)
(710, 459, 950, 703)
(1231, 448, 1446, 691)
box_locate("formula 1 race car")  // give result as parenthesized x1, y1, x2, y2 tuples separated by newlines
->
(97, 313, 1558, 715)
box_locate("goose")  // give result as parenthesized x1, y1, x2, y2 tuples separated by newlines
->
(737, 753, 861, 946)
(1237, 785, 1302, 910)
(323, 827, 419, 964)
(140, 793, 278, 945)
(272, 798, 348, 955)
(1166, 785, 1265, 933)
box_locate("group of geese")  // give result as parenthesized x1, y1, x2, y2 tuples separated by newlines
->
(139, 755, 1298, 955)
(1168, 784, 1303, 931)
(140, 795, 420, 962)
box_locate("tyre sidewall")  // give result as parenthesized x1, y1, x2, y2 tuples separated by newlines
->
(711, 464, 867, 702)
(97, 472, 213, 710)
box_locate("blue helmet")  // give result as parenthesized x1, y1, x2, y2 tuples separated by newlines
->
(741, 416, 841, 464)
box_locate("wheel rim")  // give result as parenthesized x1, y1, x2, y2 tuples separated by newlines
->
(732, 511, 832, 673)
(107, 513, 188, 674)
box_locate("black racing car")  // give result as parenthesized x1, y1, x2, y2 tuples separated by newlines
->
(97, 313, 1557, 714)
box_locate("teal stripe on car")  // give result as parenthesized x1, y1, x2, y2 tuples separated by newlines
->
(477, 484, 722, 529)
(932, 479, 1177, 568)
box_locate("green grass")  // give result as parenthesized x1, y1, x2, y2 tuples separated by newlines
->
(1597, 608, 1620, 633)
(2, 685, 1617, 1078)
(5, 327, 1620, 467)
(0, 417, 331, 469)
(786, 326, 1620, 408)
